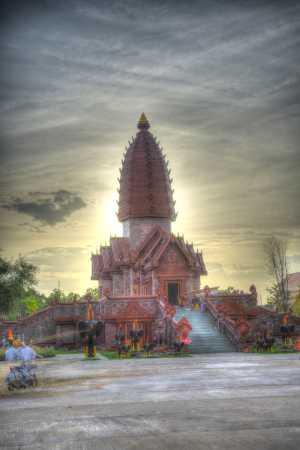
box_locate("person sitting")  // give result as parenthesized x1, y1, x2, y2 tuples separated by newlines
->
(5, 345, 17, 361)
(13, 339, 23, 360)
(19, 342, 37, 362)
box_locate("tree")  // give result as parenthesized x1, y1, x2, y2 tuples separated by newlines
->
(0, 256, 37, 314)
(19, 295, 42, 316)
(263, 237, 289, 312)
(17, 289, 47, 316)
(66, 292, 81, 302)
(266, 283, 283, 310)
(47, 288, 66, 304)
(84, 287, 99, 301)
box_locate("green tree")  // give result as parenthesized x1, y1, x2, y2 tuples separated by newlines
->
(84, 287, 99, 300)
(19, 295, 42, 315)
(47, 288, 66, 304)
(66, 292, 81, 302)
(17, 288, 47, 316)
(0, 256, 37, 314)
(266, 283, 285, 311)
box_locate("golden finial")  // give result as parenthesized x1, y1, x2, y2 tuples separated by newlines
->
(137, 112, 150, 130)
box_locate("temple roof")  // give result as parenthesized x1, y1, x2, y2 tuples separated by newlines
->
(91, 225, 207, 278)
(133, 225, 207, 274)
(117, 113, 176, 222)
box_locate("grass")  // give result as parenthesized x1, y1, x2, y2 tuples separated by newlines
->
(34, 346, 56, 358)
(250, 343, 298, 354)
(100, 350, 192, 360)
(52, 348, 81, 355)
(100, 351, 123, 360)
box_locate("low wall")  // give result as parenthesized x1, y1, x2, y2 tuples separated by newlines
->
(0, 302, 100, 347)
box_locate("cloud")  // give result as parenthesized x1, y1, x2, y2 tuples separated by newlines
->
(26, 246, 90, 268)
(205, 262, 225, 274)
(2, 190, 86, 225)
(0, 0, 299, 298)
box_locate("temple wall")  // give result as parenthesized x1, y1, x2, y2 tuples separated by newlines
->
(192, 275, 200, 292)
(105, 323, 117, 346)
(123, 270, 130, 296)
(101, 277, 112, 295)
(113, 273, 124, 296)
(122, 218, 171, 248)
(152, 272, 159, 295)
(91, 254, 101, 280)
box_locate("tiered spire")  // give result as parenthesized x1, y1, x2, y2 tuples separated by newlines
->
(117, 114, 176, 222)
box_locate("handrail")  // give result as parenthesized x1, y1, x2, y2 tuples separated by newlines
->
(205, 299, 241, 350)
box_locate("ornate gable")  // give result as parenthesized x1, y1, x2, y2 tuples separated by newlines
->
(157, 241, 191, 273)
(131, 225, 207, 275)
(133, 225, 169, 268)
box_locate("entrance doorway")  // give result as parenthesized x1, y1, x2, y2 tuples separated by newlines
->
(168, 282, 179, 305)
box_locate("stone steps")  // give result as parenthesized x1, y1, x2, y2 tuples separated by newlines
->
(175, 307, 236, 353)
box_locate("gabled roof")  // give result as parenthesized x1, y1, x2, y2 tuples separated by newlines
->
(91, 237, 131, 278)
(92, 226, 207, 276)
(133, 224, 169, 265)
(134, 225, 207, 274)
(111, 237, 131, 264)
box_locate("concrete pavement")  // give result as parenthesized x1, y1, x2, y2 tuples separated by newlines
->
(0, 353, 300, 449)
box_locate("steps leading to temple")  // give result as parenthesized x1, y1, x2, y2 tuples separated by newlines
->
(175, 307, 236, 353)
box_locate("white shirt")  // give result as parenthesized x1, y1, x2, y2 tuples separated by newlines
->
(19, 346, 37, 362)
(5, 347, 17, 361)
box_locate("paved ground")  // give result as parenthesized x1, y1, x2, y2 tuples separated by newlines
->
(0, 353, 300, 449)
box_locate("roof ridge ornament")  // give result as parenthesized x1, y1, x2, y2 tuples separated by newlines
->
(138, 112, 150, 130)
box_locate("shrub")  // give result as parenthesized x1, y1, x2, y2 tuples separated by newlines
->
(34, 346, 56, 358)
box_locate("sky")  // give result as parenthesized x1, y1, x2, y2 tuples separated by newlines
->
(0, 0, 300, 301)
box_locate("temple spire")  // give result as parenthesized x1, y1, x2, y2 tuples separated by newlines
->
(118, 116, 176, 222)
(137, 112, 150, 130)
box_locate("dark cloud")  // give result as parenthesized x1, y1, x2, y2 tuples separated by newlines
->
(2, 190, 86, 225)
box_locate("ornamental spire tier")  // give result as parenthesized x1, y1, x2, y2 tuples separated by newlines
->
(118, 114, 177, 246)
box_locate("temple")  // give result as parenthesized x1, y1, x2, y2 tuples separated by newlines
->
(91, 113, 207, 346)
(3, 114, 293, 353)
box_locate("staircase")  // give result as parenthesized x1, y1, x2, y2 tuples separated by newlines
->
(175, 307, 236, 353)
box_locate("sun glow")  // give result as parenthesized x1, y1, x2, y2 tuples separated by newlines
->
(99, 192, 122, 240)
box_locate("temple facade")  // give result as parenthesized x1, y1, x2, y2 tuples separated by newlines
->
(2, 114, 299, 352)
(91, 113, 207, 346)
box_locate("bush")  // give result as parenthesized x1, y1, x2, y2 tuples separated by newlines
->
(34, 346, 56, 358)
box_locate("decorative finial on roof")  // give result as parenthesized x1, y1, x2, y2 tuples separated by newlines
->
(138, 112, 150, 130)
